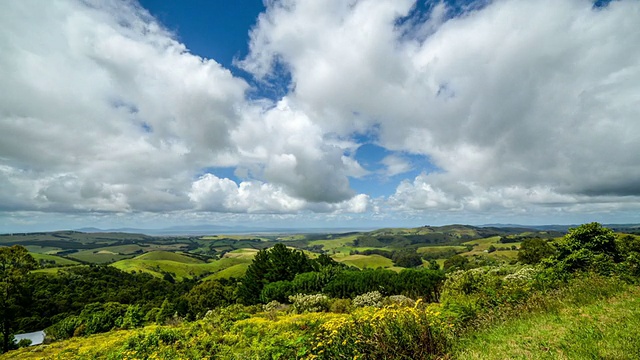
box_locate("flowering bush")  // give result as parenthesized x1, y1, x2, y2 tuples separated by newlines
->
(289, 293, 330, 313)
(263, 300, 287, 313)
(384, 295, 416, 307)
(307, 300, 450, 359)
(353, 291, 383, 308)
(329, 298, 353, 313)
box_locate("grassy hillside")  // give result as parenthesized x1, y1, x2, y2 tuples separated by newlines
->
(132, 251, 203, 263)
(30, 252, 80, 266)
(455, 286, 640, 359)
(201, 263, 250, 280)
(333, 253, 394, 269)
(111, 251, 252, 280)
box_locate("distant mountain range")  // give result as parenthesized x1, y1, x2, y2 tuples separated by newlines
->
(70, 223, 640, 236)
(74, 225, 379, 236)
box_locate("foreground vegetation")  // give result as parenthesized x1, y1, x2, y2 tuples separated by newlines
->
(1, 222, 640, 358)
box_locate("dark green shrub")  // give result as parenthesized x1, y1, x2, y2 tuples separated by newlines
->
(329, 298, 352, 313)
(518, 238, 556, 264)
(260, 280, 294, 303)
(444, 255, 470, 272)
(46, 315, 80, 339)
(16, 338, 31, 348)
(120, 304, 145, 329)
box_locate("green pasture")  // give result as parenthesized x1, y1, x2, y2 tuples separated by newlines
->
(462, 236, 502, 250)
(416, 245, 468, 254)
(223, 248, 259, 259)
(30, 252, 80, 266)
(111, 252, 252, 280)
(333, 254, 394, 269)
(308, 235, 358, 251)
(133, 251, 203, 263)
(201, 263, 250, 281)
(66, 249, 134, 263)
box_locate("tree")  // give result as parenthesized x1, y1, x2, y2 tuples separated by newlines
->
(561, 222, 618, 258)
(0, 245, 36, 353)
(517, 238, 555, 264)
(443, 255, 469, 272)
(183, 280, 235, 318)
(392, 250, 423, 268)
(555, 223, 620, 274)
(238, 244, 314, 304)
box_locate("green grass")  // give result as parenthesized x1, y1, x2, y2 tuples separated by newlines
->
(111, 252, 252, 280)
(23, 245, 63, 254)
(455, 286, 640, 359)
(133, 251, 203, 263)
(201, 263, 250, 280)
(462, 236, 502, 250)
(66, 250, 134, 264)
(223, 248, 259, 259)
(31, 266, 84, 275)
(416, 245, 467, 254)
(30, 252, 81, 266)
(334, 254, 394, 269)
(308, 235, 358, 251)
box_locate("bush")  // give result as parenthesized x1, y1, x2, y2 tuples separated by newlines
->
(260, 280, 294, 303)
(263, 300, 286, 313)
(444, 255, 470, 272)
(384, 295, 416, 307)
(120, 304, 145, 329)
(559, 222, 619, 261)
(204, 304, 260, 331)
(47, 315, 81, 339)
(441, 266, 542, 326)
(16, 338, 32, 348)
(288, 293, 330, 313)
(329, 298, 353, 313)
(518, 238, 555, 264)
(353, 291, 383, 308)
(309, 304, 450, 359)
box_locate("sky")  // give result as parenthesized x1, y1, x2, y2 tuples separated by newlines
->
(1, 0, 639, 232)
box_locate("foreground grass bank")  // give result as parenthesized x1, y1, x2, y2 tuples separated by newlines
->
(3, 276, 638, 360)
(455, 280, 640, 359)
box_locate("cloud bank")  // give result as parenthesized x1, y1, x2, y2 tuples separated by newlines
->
(1, 0, 639, 229)
(241, 0, 640, 219)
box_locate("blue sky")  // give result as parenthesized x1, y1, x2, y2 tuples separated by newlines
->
(1, 0, 639, 232)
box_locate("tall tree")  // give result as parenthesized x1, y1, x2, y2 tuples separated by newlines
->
(0, 245, 36, 353)
(238, 244, 314, 304)
(560, 222, 619, 260)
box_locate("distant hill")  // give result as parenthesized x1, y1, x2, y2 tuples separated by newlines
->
(73, 225, 376, 236)
(481, 223, 640, 233)
(132, 251, 203, 264)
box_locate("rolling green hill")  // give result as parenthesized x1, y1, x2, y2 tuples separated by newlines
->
(333, 254, 395, 269)
(132, 251, 203, 263)
(30, 252, 80, 266)
(110, 251, 253, 280)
